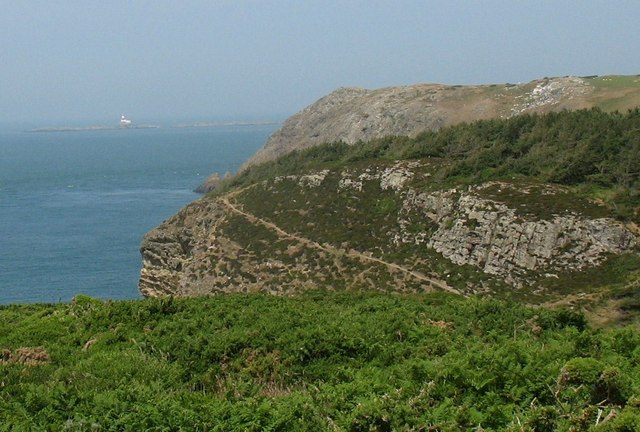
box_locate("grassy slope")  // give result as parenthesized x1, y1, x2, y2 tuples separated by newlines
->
(2, 293, 640, 431)
(231, 161, 639, 300)
(469, 75, 640, 116)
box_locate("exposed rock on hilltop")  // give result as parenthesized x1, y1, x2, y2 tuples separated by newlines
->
(242, 75, 640, 169)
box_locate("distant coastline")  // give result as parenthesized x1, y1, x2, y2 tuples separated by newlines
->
(28, 125, 160, 133)
(171, 120, 281, 129)
(27, 120, 280, 133)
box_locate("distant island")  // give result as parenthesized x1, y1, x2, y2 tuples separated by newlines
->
(28, 124, 160, 133)
(28, 115, 159, 132)
(27, 120, 280, 133)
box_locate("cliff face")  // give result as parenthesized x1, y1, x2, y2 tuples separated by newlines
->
(140, 161, 638, 301)
(241, 75, 640, 169)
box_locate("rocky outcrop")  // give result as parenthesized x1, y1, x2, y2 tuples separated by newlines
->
(139, 200, 225, 298)
(241, 75, 640, 169)
(193, 171, 233, 193)
(343, 163, 637, 288)
(398, 184, 636, 287)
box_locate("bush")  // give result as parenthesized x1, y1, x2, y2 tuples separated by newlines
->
(1, 293, 638, 430)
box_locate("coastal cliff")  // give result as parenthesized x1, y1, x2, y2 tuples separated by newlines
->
(142, 77, 640, 304)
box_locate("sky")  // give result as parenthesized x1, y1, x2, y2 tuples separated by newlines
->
(2, 0, 640, 126)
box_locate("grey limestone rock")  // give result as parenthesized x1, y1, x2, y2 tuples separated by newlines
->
(240, 77, 604, 169)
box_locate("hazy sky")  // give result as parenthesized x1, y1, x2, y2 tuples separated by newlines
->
(2, 1, 640, 125)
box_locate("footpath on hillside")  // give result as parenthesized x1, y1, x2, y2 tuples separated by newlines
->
(219, 188, 461, 296)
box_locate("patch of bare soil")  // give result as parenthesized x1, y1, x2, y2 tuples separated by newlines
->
(0, 346, 50, 365)
(541, 292, 636, 328)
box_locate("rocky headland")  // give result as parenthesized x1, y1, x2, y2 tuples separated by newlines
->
(142, 75, 640, 304)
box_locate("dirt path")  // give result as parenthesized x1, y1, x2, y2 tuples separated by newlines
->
(219, 191, 461, 296)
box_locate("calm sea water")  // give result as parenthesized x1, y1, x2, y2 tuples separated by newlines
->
(0, 124, 278, 304)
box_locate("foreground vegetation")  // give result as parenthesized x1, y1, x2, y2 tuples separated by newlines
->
(2, 292, 640, 431)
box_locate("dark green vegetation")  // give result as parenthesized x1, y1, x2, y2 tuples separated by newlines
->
(3, 292, 640, 431)
(223, 108, 639, 222)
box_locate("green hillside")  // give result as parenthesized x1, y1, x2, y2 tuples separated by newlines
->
(3, 293, 640, 431)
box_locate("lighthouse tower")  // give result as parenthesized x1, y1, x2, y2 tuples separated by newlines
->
(120, 115, 132, 127)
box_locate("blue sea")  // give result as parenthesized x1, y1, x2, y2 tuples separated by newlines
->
(0, 123, 279, 304)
